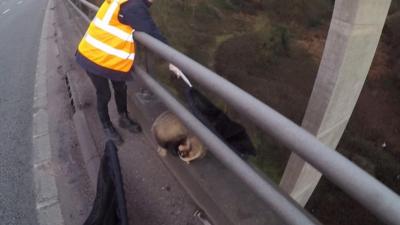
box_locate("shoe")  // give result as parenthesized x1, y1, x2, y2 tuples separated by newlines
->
(119, 113, 142, 133)
(103, 124, 123, 145)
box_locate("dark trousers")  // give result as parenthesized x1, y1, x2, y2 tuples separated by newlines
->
(87, 72, 128, 127)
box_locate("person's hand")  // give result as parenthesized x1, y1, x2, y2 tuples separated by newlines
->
(169, 64, 184, 78)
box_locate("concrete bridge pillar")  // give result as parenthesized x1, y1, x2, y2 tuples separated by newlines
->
(279, 0, 392, 206)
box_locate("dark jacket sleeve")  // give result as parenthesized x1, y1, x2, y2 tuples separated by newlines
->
(119, 1, 168, 44)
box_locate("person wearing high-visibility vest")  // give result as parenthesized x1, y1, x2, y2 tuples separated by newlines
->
(76, 0, 183, 144)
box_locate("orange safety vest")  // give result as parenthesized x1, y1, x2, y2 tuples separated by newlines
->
(78, 0, 135, 73)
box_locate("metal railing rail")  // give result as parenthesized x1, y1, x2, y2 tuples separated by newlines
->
(68, 0, 91, 23)
(66, 1, 400, 225)
(78, 0, 98, 12)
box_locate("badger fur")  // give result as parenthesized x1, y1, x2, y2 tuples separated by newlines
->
(151, 111, 207, 164)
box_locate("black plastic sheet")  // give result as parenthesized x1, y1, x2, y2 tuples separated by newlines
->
(83, 141, 128, 225)
(184, 86, 256, 159)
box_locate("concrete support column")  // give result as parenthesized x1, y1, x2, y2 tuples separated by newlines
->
(279, 0, 392, 206)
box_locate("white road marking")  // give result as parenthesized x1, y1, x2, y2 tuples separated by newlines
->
(2, 8, 10, 15)
(17, 1, 23, 5)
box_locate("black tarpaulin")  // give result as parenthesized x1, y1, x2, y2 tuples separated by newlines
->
(83, 141, 128, 225)
(184, 86, 257, 159)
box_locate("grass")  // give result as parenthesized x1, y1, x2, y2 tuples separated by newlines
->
(248, 130, 291, 183)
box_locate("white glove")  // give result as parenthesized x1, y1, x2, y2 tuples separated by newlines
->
(169, 64, 193, 87)
(169, 64, 184, 78)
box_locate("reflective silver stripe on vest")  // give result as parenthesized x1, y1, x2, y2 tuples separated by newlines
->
(103, 0, 118, 24)
(93, 18, 133, 42)
(85, 34, 135, 60)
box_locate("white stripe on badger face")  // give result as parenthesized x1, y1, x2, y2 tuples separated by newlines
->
(93, 18, 133, 42)
(85, 34, 135, 60)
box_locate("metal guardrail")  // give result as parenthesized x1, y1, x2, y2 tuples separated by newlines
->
(67, 1, 400, 225)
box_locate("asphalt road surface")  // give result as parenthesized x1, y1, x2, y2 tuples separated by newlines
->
(0, 0, 49, 224)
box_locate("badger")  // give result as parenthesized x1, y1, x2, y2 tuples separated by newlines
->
(151, 111, 207, 164)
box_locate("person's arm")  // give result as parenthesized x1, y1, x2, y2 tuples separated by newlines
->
(119, 1, 190, 84)
(119, 1, 168, 44)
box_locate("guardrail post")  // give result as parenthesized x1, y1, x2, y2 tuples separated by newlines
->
(279, 0, 392, 206)
(137, 49, 156, 102)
